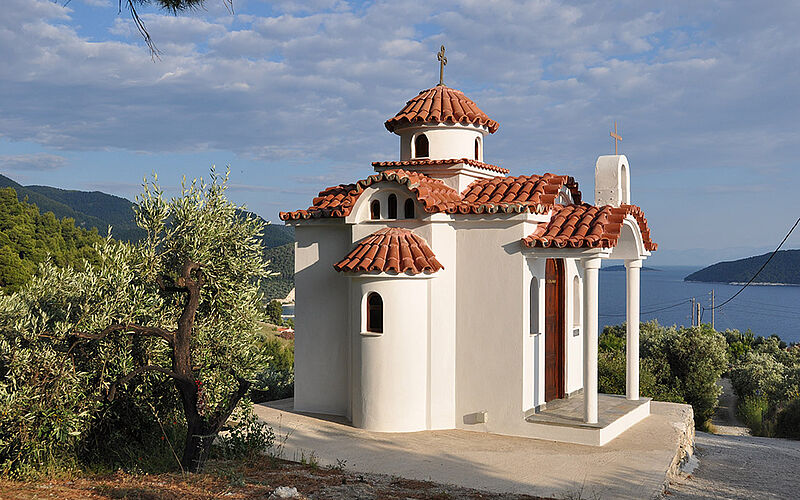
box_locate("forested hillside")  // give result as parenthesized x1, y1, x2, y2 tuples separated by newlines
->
(685, 249, 800, 284)
(0, 187, 103, 293)
(0, 173, 295, 297)
(0, 173, 143, 241)
(262, 242, 294, 300)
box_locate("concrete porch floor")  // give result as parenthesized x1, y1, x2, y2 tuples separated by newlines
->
(527, 393, 651, 428)
(254, 399, 694, 499)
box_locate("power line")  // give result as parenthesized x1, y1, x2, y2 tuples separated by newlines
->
(706, 215, 800, 311)
(599, 298, 691, 318)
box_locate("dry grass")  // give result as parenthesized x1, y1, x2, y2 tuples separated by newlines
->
(0, 456, 551, 500)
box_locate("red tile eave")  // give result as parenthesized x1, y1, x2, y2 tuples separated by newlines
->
(521, 204, 657, 252)
(371, 158, 510, 175)
(279, 170, 586, 221)
(334, 227, 444, 275)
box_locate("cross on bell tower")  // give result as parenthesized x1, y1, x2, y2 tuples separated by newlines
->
(437, 45, 447, 86)
(610, 121, 622, 155)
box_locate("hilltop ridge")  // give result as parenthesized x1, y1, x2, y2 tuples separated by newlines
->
(684, 249, 800, 285)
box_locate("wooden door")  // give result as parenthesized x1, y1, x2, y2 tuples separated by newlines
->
(544, 259, 565, 402)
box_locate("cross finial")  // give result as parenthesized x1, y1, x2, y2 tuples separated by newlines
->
(610, 121, 622, 155)
(437, 45, 447, 86)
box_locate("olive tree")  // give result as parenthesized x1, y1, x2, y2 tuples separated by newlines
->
(0, 168, 270, 472)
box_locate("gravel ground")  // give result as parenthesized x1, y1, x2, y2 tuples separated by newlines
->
(710, 378, 749, 437)
(666, 432, 800, 499)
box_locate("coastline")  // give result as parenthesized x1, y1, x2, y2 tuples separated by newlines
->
(684, 279, 800, 287)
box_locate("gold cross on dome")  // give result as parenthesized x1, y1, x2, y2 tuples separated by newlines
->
(610, 121, 622, 155)
(437, 45, 447, 86)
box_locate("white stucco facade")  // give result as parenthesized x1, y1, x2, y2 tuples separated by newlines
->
(285, 85, 655, 446)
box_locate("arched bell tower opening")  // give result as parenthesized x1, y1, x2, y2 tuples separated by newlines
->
(414, 134, 429, 158)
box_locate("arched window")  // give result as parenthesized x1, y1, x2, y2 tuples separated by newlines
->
(414, 134, 429, 158)
(530, 277, 538, 335)
(620, 164, 630, 204)
(370, 200, 380, 220)
(404, 198, 415, 219)
(367, 292, 383, 333)
(475, 137, 480, 160)
(573, 275, 581, 333)
(387, 194, 397, 219)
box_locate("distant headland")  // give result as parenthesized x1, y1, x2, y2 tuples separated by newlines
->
(684, 249, 800, 285)
(601, 265, 660, 272)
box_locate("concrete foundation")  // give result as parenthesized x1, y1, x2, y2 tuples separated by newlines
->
(255, 399, 694, 499)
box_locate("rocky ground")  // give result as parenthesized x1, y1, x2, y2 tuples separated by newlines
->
(666, 432, 800, 499)
(0, 457, 551, 500)
(665, 378, 800, 499)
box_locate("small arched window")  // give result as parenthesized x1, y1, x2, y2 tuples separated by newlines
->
(414, 134, 429, 158)
(474, 137, 480, 160)
(370, 200, 380, 220)
(404, 198, 415, 219)
(387, 194, 397, 219)
(367, 292, 383, 333)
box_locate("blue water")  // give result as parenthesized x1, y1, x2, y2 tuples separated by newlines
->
(599, 266, 800, 344)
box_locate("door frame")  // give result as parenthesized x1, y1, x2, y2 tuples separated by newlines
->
(544, 258, 566, 402)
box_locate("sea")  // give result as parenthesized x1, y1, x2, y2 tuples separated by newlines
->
(600, 266, 800, 345)
(281, 266, 800, 345)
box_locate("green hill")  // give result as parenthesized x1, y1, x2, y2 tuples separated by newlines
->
(262, 242, 294, 301)
(685, 249, 800, 285)
(0, 187, 103, 293)
(0, 173, 294, 249)
(0, 173, 295, 296)
(0, 173, 143, 241)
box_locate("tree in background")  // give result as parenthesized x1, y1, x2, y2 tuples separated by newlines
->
(0, 168, 271, 473)
(598, 321, 727, 429)
(0, 187, 102, 294)
(266, 299, 283, 326)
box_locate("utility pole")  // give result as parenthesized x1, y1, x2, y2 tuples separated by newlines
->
(691, 298, 696, 326)
(711, 290, 715, 330)
(697, 302, 702, 326)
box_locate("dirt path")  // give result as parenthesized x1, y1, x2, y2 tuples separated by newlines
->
(666, 432, 800, 499)
(710, 377, 749, 436)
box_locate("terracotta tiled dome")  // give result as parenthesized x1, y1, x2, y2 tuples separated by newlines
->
(385, 86, 499, 133)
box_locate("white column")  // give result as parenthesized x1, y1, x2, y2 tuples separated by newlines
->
(625, 259, 642, 401)
(582, 257, 601, 424)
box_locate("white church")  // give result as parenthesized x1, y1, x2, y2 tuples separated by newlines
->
(281, 69, 658, 446)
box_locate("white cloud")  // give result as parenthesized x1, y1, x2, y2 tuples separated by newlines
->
(0, 153, 67, 171)
(2, 0, 800, 251)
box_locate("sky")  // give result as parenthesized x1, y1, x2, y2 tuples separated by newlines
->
(0, 0, 798, 265)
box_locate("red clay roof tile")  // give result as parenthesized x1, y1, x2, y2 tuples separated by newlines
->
(385, 86, 499, 134)
(334, 227, 443, 275)
(455, 173, 582, 215)
(372, 158, 510, 175)
(279, 170, 583, 220)
(521, 204, 657, 251)
(280, 169, 463, 220)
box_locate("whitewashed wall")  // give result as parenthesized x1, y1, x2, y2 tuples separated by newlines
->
(349, 276, 431, 432)
(397, 123, 487, 161)
(293, 223, 352, 416)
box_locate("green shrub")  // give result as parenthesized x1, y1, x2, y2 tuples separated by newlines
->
(599, 321, 726, 428)
(738, 395, 771, 436)
(251, 339, 294, 403)
(214, 403, 275, 460)
(775, 398, 800, 439)
(729, 352, 786, 404)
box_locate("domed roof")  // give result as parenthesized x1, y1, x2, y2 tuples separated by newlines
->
(384, 86, 499, 134)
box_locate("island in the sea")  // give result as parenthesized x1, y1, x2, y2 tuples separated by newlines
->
(601, 264, 660, 272)
(685, 249, 800, 285)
